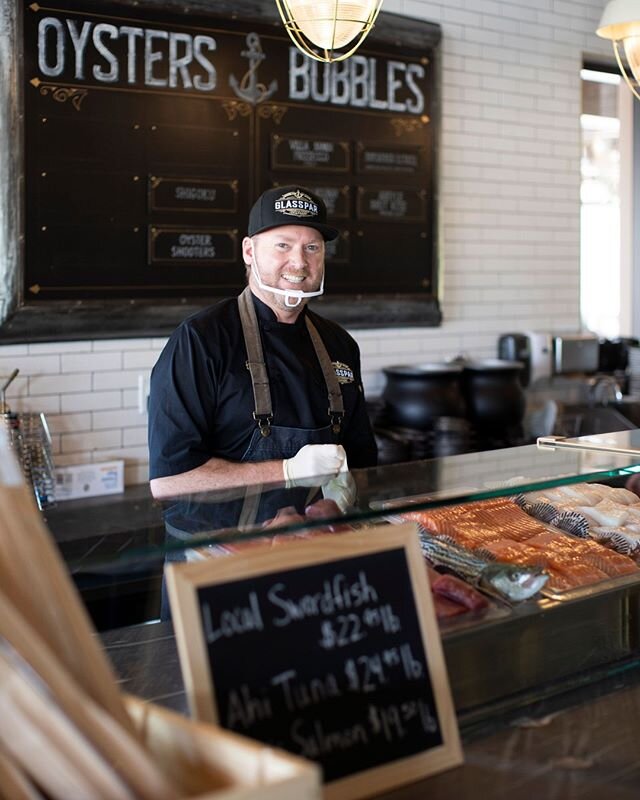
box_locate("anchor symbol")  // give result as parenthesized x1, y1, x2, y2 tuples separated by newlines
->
(229, 33, 278, 105)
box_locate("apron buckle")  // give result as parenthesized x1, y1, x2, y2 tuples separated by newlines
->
(329, 410, 344, 436)
(253, 412, 273, 437)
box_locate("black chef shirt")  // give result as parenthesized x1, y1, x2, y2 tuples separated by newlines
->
(148, 293, 377, 480)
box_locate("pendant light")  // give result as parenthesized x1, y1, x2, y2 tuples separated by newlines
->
(275, 0, 384, 62)
(597, 0, 640, 100)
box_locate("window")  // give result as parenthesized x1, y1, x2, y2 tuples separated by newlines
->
(580, 67, 622, 337)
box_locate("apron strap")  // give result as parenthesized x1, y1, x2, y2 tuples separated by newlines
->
(238, 287, 273, 437)
(238, 288, 345, 437)
(305, 316, 345, 435)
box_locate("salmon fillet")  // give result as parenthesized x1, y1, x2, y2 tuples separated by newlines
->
(402, 495, 637, 591)
(476, 538, 584, 592)
(403, 497, 549, 544)
(479, 539, 549, 569)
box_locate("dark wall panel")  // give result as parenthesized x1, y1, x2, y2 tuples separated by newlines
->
(3, 0, 441, 340)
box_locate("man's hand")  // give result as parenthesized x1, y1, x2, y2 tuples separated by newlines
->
(322, 471, 357, 512)
(283, 444, 347, 487)
(626, 473, 640, 498)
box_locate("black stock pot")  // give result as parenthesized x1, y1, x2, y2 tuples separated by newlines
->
(382, 364, 466, 431)
(461, 359, 525, 431)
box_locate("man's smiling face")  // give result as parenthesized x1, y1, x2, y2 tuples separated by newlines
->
(243, 225, 325, 321)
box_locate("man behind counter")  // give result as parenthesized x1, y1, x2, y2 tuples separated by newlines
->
(148, 185, 377, 499)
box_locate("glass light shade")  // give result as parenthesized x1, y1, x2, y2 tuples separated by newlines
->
(276, 0, 383, 62)
(623, 35, 640, 83)
(288, 0, 377, 49)
(597, 0, 640, 99)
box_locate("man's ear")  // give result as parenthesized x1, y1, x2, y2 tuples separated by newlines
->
(241, 236, 254, 266)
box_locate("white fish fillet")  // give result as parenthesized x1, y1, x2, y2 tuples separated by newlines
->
(622, 522, 640, 533)
(523, 492, 573, 509)
(575, 499, 628, 528)
(603, 487, 640, 506)
(555, 483, 606, 506)
(524, 489, 570, 504)
(619, 504, 640, 522)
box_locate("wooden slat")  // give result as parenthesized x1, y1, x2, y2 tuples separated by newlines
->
(0, 745, 45, 800)
(0, 589, 179, 800)
(0, 649, 135, 800)
(0, 433, 134, 734)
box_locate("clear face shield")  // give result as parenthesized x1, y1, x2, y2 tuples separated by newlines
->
(249, 236, 325, 308)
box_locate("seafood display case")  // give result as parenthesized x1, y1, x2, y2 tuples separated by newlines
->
(53, 432, 640, 734)
(357, 431, 640, 731)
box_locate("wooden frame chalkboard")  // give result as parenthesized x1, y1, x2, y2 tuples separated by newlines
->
(167, 523, 462, 799)
(0, 0, 441, 342)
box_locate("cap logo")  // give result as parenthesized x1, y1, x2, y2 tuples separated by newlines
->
(274, 190, 318, 219)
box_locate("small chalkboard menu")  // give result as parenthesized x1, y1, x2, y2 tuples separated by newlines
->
(167, 523, 462, 799)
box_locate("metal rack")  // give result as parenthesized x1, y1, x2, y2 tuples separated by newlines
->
(1, 369, 56, 509)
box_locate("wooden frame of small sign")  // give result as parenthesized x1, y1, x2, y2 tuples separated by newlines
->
(167, 522, 463, 800)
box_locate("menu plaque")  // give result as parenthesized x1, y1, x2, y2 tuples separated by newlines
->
(357, 144, 423, 174)
(301, 185, 350, 219)
(168, 524, 462, 800)
(325, 232, 350, 264)
(149, 227, 237, 265)
(357, 188, 427, 223)
(272, 135, 350, 172)
(149, 178, 239, 214)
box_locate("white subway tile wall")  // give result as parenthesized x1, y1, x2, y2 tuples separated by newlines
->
(0, 0, 610, 485)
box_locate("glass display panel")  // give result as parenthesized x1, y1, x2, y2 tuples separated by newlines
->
(48, 438, 640, 574)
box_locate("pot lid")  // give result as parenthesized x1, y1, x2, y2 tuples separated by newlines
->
(463, 359, 524, 371)
(383, 363, 463, 377)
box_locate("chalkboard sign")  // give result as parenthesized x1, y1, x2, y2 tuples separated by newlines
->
(2, 0, 442, 340)
(167, 523, 462, 799)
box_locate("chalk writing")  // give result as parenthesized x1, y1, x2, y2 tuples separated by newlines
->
(37, 15, 216, 90)
(365, 151, 418, 169)
(272, 136, 348, 171)
(202, 591, 263, 643)
(289, 50, 425, 114)
(369, 190, 408, 218)
(175, 186, 217, 201)
(149, 228, 236, 264)
(34, 13, 428, 115)
(197, 549, 443, 783)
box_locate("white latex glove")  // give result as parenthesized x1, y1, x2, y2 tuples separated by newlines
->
(322, 468, 356, 512)
(283, 444, 347, 487)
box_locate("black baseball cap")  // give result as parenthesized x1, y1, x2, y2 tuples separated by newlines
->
(248, 185, 339, 241)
